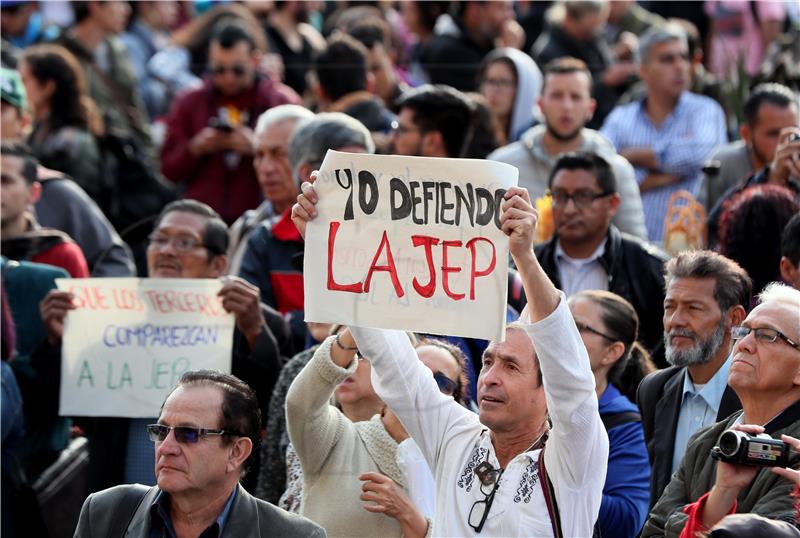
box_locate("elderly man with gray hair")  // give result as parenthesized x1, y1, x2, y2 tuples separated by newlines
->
(237, 112, 374, 352)
(227, 104, 315, 275)
(600, 22, 727, 244)
(642, 282, 800, 537)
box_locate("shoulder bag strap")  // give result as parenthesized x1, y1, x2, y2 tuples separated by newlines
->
(601, 411, 642, 431)
(538, 447, 564, 538)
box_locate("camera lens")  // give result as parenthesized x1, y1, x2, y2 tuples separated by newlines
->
(718, 430, 743, 457)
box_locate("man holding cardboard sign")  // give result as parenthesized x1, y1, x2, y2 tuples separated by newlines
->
(292, 160, 608, 536)
(39, 199, 290, 491)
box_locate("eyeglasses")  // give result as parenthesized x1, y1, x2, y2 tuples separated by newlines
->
(481, 78, 515, 90)
(433, 371, 458, 396)
(732, 326, 800, 351)
(468, 466, 504, 533)
(147, 234, 207, 253)
(574, 321, 617, 342)
(146, 424, 241, 444)
(209, 64, 247, 77)
(547, 189, 611, 209)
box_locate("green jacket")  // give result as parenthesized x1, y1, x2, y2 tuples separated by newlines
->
(642, 401, 800, 537)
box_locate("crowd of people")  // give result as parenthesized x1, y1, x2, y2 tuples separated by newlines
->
(1, 0, 799, 537)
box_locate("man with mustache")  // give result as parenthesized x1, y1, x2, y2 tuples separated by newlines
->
(74, 370, 324, 537)
(642, 282, 800, 536)
(39, 200, 291, 492)
(637, 250, 751, 508)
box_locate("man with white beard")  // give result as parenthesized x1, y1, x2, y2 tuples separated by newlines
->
(636, 251, 751, 508)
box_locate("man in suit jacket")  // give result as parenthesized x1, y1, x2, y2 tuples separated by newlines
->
(74, 370, 324, 537)
(637, 250, 751, 508)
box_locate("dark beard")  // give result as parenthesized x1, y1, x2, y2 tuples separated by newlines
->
(545, 122, 582, 143)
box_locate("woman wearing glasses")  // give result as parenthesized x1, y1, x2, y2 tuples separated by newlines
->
(477, 48, 542, 146)
(568, 290, 655, 538)
(285, 330, 468, 537)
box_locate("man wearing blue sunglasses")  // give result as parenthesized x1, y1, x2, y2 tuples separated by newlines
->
(74, 369, 323, 537)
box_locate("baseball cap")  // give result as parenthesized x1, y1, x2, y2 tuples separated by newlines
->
(0, 67, 27, 111)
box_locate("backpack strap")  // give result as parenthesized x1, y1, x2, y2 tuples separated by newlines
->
(601, 411, 642, 431)
(108, 484, 150, 538)
(538, 447, 563, 538)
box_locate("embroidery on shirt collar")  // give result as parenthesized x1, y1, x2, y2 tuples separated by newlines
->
(458, 444, 489, 493)
(513, 458, 540, 503)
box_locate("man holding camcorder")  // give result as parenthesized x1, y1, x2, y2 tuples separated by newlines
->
(642, 282, 800, 537)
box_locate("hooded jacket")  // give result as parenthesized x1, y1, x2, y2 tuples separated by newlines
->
(487, 48, 543, 142)
(488, 124, 648, 239)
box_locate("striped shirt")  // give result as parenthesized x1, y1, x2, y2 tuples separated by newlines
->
(601, 92, 727, 242)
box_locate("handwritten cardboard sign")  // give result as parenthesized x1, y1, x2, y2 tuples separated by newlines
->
(304, 151, 518, 341)
(57, 278, 234, 417)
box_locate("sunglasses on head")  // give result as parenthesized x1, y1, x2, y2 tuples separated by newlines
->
(433, 371, 458, 396)
(209, 64, 247, 77)
(146, 424, 240, 444)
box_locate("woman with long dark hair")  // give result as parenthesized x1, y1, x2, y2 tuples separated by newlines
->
(19, 44, 103, 199)
(569, 289, 655, 538)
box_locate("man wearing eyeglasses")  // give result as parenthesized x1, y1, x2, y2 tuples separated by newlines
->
(642, 283, 800, 537)
(533, 151, 669, 366)
(40, 199, 291, 493)
(74, 369, 324, 537)
(161, 20, 299, 224)
(291, 183, 609, 537)
(638, 250, 750, 510)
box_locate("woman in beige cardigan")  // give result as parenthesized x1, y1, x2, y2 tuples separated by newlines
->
(287, 331, 464, 537)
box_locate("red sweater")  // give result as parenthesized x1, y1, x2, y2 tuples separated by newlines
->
(32, 241, 89, 278)
(161, 77, 299, 223)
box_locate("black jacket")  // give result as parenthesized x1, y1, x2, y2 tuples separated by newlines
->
(422, 16, 494, 92)
(534, 225, 669, 366)
(531, 25, 624, 128)
(636, 366, 741, 509)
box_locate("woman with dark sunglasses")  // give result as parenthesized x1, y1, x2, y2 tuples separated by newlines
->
(569, 290, 656, 538)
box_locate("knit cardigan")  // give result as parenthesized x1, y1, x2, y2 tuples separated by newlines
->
(286, 336, 405, 538)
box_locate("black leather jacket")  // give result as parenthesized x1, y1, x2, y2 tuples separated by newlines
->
(533, 225, 669, 367)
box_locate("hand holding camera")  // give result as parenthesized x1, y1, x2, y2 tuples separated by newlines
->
(771, 434, 800, 486)
(711, 428, 792, 467)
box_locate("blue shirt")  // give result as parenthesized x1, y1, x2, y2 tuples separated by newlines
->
(598, 384, 650, 538)
(671, 354, 733, 473)
(150, 485, 237, 538)
(601, 92, 727, 242)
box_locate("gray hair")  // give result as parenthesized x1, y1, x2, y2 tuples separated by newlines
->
(287, 112, 374, 180)
(547, 0, 607, 24)
(664, 250, 752, 312)
(639, 22, 688, 64)
(254, 105, 315, 136)
(758, 282, 800, 313)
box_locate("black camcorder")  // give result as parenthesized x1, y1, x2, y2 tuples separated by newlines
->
(710, 429, 791, 467)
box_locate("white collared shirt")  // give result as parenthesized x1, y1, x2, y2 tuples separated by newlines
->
(555, 239, 609, 297)
(353, 293, 608, 536)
